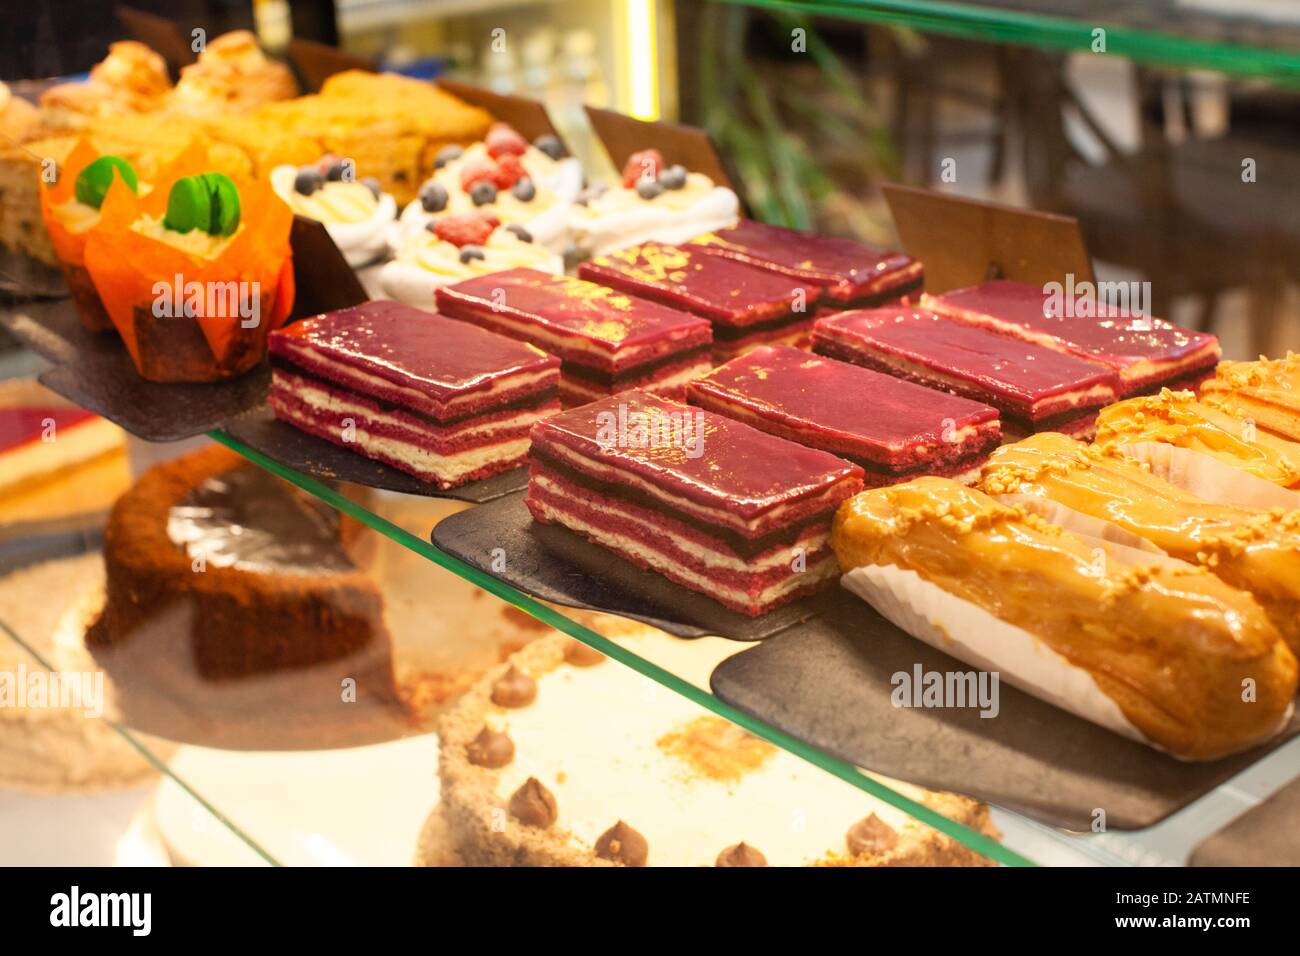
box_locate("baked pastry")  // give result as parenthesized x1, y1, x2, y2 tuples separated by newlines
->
(270, 301, 560, 489)
(436, 267, 713, 406)
(431, 631, 998, 866)
(253, 70, 492, 205)
(568, 149, 739, 258)
(1096, 388, 1300, 489)
(813, 307, 1119, 438)
(83, 168, 294, 381)
(685, 219, 923, 307)
(0, 553, 164, 792)
(168, 31, 297, 117)
(980, 432, 1300, 657)
(832, 477, 1298, 760)
(270, 156, 396, 266)
(0, 81, 42, 144)
(526, 390, 864, 616)
(578, 242, 814, 361)
(380, 211, 561, 307)
(922, 280, 1220, 395)
(397, 123, 582, 252)
(687, 345, 1000, 485)
(39, 41, 171, 130)
(1202, 353, 1300, 443)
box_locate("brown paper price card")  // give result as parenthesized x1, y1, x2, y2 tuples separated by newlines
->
(288, 216, 368, 322)
(287, 38, 377, 92)
(583, 105, 739, 195)
(437, 80, 565, 145)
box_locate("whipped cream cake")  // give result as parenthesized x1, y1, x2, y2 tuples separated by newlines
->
(525, 390, 864, 616)
(813, 307, 1120, 438)
(430, 633, 998, 866)
(269, 301, 560, 489)
(685, 219, 923, 307)
(688, 345, 1000, 486)
(922, 280, 1220, 395)
(436, 267, 713, 407)
(578, 242, 813, 361)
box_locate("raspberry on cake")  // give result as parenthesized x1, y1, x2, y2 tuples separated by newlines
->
(436, 267, 713, 407)
(687, 346, 1000, 486)
(685, 219, 923, 307)
(813, 307, 1120, 439)
(525, 390, 864, 616)
(269, 301, 560, 489)
(578, 242, 814, 361)
(922, 280, 1220, 395)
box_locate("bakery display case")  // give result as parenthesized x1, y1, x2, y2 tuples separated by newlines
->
(3, 0, 1300, 874)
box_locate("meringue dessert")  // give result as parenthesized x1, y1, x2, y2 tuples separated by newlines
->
(832, 477, 1298, 761)
(980, 432, 1300, 657)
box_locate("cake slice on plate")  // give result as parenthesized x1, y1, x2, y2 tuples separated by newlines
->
(685, 219, 922, 307)
(922, 279, 1220, 395)
(269, 300, 560, 489)
(687, 345, 1000, 485)
(813, 307, 1120, 439)
(436, 267, 712, 407)
(577, 242, 814, 361)
(525, 390, 863, 616)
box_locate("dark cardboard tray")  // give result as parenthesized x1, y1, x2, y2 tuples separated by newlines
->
(429, 491, 830, 640)
(709, 589, 1300, 831)
(221, 405, 528, 504)
(1189, 776, 1300, 866)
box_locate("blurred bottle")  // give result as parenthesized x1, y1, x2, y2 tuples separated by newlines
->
(553, 29, 611, 178)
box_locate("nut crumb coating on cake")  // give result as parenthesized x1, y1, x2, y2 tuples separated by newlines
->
(832, 477, 1297, 760)
(1096, 388, 1300, 488)
(980, 432, 1300, 658)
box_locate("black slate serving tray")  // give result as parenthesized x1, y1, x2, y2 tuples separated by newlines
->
(709, 589, 1300, 831)
(429, 491, 830, 640)
(1189, 776, 1300, 866)
(221, 405, 529, 504)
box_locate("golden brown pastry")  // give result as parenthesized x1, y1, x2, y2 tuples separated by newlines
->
(39, 41, 170, 129)
(0, 82, 43, 143)
(168, 30, 297, 116)
(832, 477, 1297, 761)
(981, 432, 1300, 657)
(1202, 353, 1300, 443)
(1096, 388, 1300, 489)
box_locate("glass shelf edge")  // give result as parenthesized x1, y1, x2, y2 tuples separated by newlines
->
(724, 0, 1300, 83)
(211, 429, 1034, 867)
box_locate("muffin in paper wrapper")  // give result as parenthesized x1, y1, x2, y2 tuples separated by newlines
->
(83, 168, 294, 382)
(39, 139, 210, 333)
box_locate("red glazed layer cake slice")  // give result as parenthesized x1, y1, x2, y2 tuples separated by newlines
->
(687, 345, 1000, 486)
(269, 301, 560, 489)
(577, 242, 814, 362)
(813, 307, 1119, 439)
(435, 267, 712, 407)
(922, 279, 1220, 395)
(685, 219, 922, 307)
(526, 390, 864, 616)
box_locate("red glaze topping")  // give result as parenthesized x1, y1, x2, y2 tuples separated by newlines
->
(577, 242, 808, 326)
(269, 301, 558, 402)
(0, 407, 97, 454)
(685, 220, 920, 302)
(815, 308, 1119, 410)
(925, 280, 1219, 371)
(437, 268, 711, 354)
(530, 389, 862, 520)
(688, 345, 997, 464)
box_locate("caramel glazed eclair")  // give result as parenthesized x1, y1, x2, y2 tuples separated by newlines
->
(980, 432, 1300, 659)
(831, 478, 1297, 761)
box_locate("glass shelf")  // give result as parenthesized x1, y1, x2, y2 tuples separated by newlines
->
(726, 0, 1300, 82)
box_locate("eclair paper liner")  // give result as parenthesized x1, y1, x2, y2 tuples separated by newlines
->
(1115, 440, 1300, 510)
(993, 493, 1172, 559)
(839, 563, 1157, 751)
(84, 168, 294, 374)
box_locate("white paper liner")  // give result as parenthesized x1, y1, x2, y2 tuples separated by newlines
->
(840, 564, 1156, 750)
(994, 493, 1173, 560)
(1115, 440, 1300, 510)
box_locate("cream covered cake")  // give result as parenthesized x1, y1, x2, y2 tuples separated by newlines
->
(396, 123, 582, 253)
(379, 211, 562, 309)
(430, 632, 997, 866)
(270, 157, 396, 266)
(569, 149, 740, 259)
